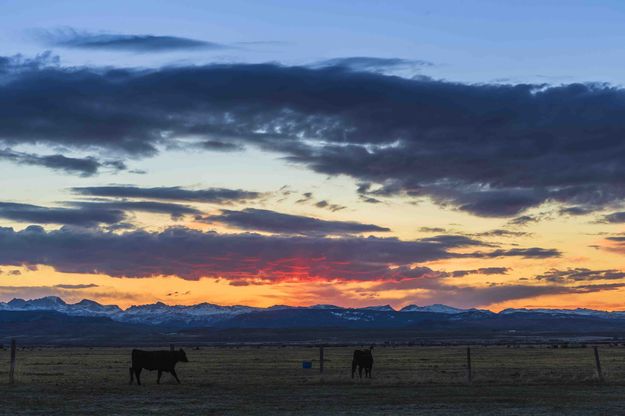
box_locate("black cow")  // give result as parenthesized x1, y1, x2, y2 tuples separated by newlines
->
(129, 349, 188, 385)
(352, 347, 374, 379)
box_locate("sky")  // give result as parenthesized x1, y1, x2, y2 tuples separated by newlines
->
(2, 0, 625, 311)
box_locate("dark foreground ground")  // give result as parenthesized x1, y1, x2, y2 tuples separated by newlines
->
(2, 345, 625, 415)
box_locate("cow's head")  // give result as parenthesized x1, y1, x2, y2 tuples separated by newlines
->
(178, 348, 189, 362)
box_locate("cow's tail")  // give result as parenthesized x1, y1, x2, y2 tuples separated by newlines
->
(129, 366, 134, 384)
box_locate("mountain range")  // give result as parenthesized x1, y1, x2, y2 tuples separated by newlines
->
(3, 296, 625, 327)
(3, 297, 625, 345)
(0, 296, 487, 328)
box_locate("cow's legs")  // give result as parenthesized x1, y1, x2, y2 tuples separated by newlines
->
(358, 365, 363, 379)
(157, 370, 163, 384)
(351, 360, 357, 378)
(134, 367, 142, 385)
(170, 369, 181, 384)
(129, 367, 134, 384)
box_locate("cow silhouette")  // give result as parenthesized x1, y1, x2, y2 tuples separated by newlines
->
(129, 349, 188, 385)
(352, 346, 374, 378)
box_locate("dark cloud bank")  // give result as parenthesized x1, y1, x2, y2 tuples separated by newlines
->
(3, 56, 625, 217)
(450, 267, 510, 278)
(0, 202, 125, 227)
(72, 186, 260, 203)
(0, 149, 125, 176)
(0, 183, 264, 226)
(201, 208, 390, 236)
(0, 189, 391, 235)
(0, 200, 203, 226)
(535, 268, 625, 283)
(0, 226, 558, 282)
(38, 29, 226, 52)
(316, 57, 432, 73)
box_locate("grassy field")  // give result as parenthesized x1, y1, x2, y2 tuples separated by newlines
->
(2, 345, 625, 415)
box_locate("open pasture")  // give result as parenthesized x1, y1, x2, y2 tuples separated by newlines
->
(2, 345, 625, 415)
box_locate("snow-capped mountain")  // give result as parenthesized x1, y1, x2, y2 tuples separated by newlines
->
(400, 304, 472, 314)
(359, 305, 395, 312)
(0, 297, 261, 328)
(8, 296, 68, 310)
(308, 304, 343, 310)
(0, 296, 122, 316)
(120, 302, 258, 326)
(73, 299, 123, 315)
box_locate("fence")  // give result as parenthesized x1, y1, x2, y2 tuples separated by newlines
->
(3, 341, 623, 385)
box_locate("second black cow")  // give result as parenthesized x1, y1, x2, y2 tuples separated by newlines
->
(129, 348, 189, 385)
(352, 347, 374, 378)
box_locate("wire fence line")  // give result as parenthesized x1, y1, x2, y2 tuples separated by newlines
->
(4, 341, 625, 386)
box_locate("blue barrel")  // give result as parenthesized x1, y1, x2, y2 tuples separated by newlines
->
(302, 361, 313, 369)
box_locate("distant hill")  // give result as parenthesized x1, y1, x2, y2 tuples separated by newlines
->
(0, 310, 161, 346)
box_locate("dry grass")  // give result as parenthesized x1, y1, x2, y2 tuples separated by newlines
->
(1, 345, 625, 415)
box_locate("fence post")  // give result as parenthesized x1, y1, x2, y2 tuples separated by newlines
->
(319, 346, 324, 374)
(9, 339, 16, 385)
(466, 347, 472, 384)
(593, 346, 603, 382)
(170, 343, 174, 352)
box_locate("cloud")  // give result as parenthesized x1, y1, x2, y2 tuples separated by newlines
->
(71, 186, 260, 203)
(450, 267, 510, 277)
(471, 247, 561, 259)
(421, 234, 491, 247)
(0, 226, 553, 282)
(71, 201, 201, 220)
(37, 28, 226, 52)
(452, 189, 545, 218)
(473, 229, 531, 238)
(293, 192, 345, 211)
(200, 208, 390, 236)
(600, 211, 625, 223)
(424, 283, 619, 308)
(507, 215, 541, 226)
(199, 140, 244, 152)
(316, 57, 432, 73)
(560, 206, 595, 216)
(53, 283, 99, 289)
(363, 276, 624, 308)
(0, 52, 59, 74)
(603, 235, 625, 255)
(535, 268, 625, 283)
(356, 271, 622, 308)
(0, 148, 125, 176)
(0, 202, 125, 226)
(0, 199, 203, 226)
(418, 227, 448, 233)
(6, 58, 625, 216)
(360, 196, 382, 204)
(315, 200, 346, 212)
(295, 192, 314, 204)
